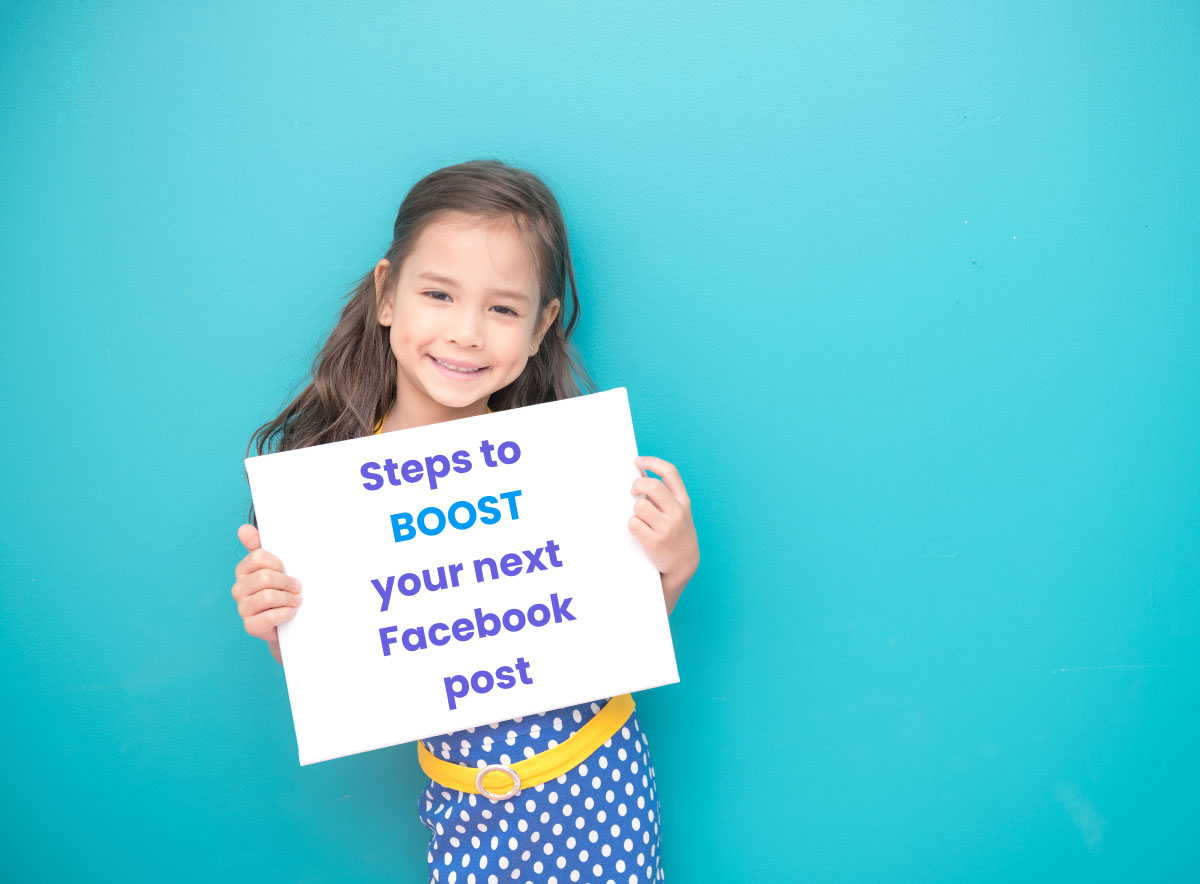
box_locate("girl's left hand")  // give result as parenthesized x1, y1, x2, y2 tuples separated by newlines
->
(628, 455, 699, 616)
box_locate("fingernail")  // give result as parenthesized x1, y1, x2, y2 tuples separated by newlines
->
(295, 594, 303, 604)
(294, 579, 302, 590)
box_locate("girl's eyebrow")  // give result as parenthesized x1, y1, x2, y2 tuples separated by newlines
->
(417, 271, 529, 304)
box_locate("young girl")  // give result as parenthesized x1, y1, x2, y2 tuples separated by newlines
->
(230, 159, 699, 883)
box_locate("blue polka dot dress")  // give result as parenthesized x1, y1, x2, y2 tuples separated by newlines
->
(418, 698, 665, 883)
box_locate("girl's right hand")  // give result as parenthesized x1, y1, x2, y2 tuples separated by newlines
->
(231, 523, 303, 643)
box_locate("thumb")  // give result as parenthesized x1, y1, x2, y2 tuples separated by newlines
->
(237, 523, 261, 553)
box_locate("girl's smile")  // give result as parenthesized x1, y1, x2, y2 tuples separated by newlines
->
(428, 354, 490, 378)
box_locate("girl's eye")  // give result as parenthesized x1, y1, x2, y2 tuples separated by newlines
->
(492, 305, 519, 317)
(423, 290, 450, 301)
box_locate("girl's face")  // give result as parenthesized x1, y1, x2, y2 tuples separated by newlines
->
(375, 211, 559, 424)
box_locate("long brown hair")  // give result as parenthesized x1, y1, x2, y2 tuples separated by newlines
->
(244, 159, 595, 525)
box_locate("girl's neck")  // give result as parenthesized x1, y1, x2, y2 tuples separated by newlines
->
(385, 396, 490, 432)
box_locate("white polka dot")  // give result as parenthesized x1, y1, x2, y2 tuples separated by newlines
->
(588, 830, 598, 843)
(499, 857, 509, 870)
(525, 799, 536, 812)
(616, 860, 626, 873)
(563, 804, 573, 816)
(625, 783, 634, 796)
(612, 824, 621, 838)
(530, 724, 541, 739)
(570, 873, 580, 883)
(618, 803, 627, 817)
(570, 784, 580, 797)
(584, 797, 594, 810)
(592, 777, 601, 789)
(592, 865, 603, 878)
(506, 731, 518, 746)
(553, 717, 563, 731)
(523, 746, 535, 759)
(548, 791, 559, 804)
(578, 764, 588, 776)
(557, 857, 567, 869)
(631, 761, 639, 775)
(540, 811, 550, 823)
(621, 727, 631, 740)
(618, 748, 627, 761)
(579, 849, 589, 862)
(543, 843, 554, 855)
(517, 819, 528, 832)
(612, 769, 621, 782)
(596, 810, 607, 823)
(602, 844, 612, 857)
(632, 817, 641, 830)
(599, 756, 608, 769)
(534, 861, 543, 874)
(573, 710, 583, 723)
(636, 853, 644, 866)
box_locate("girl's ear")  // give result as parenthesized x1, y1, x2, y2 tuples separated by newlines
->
(530, 298, 561, 356)
(374, 258, 394, 326)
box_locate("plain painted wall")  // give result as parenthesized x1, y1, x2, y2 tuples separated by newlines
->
(1, 2, 1197, 881)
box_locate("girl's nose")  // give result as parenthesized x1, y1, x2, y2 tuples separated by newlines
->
(446, 307, 484, 348)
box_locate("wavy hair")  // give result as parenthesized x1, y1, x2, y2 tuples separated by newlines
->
(244, 159, 595, 525)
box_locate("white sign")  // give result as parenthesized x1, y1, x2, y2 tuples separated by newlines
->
(244, 387, 679, 765)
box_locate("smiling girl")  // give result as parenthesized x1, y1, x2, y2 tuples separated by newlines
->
(231, 160, 699, 882)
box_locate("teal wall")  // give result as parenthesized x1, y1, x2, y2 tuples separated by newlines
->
(2, 2, 1197, 881)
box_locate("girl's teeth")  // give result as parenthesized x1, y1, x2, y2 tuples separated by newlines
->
(435, 357, 482, 373)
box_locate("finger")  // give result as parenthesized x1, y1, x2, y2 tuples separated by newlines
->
(239, 587, 304, 619)
(244, 605, 297, 639)
(630, 476, 679, 515)
(235, 546, 287, 580)
(632, 496, 666, 531)
(238, 524, 260, 553)
(628, 514, 655, 541)
(233, 568, 300, 601)
(634, 456, 690, 506)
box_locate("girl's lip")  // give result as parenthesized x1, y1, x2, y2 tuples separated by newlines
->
(428, 354, 489, 380)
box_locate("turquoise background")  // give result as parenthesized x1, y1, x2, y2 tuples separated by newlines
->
(2, 1, 1197, 881)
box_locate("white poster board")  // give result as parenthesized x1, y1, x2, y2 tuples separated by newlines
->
(244, 387, 679, 765)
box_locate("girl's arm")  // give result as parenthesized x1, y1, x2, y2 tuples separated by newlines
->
(628, 455, 699, 616)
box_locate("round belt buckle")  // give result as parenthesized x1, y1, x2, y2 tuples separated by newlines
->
(475, 763, 522, 801)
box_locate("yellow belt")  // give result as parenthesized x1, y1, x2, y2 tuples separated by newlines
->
(417, 694, 635, 801)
